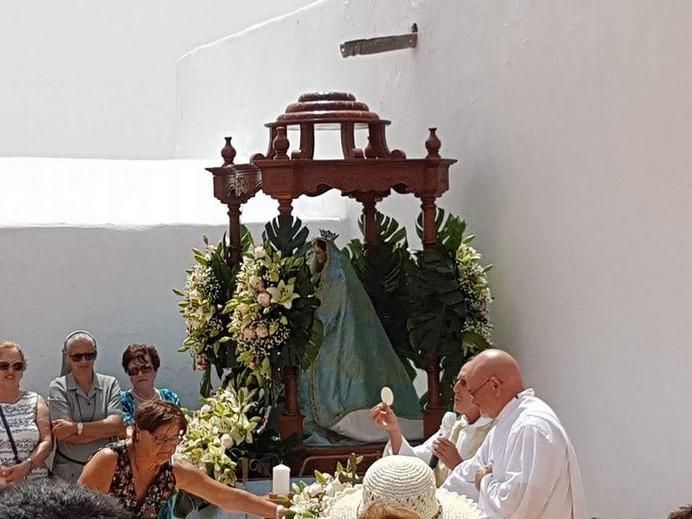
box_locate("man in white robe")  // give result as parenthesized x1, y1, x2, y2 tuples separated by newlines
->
(370, 363, 493, 487)
(443, 349, 587, 519)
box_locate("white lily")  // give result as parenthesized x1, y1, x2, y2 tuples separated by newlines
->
(266, 279, 299, 309)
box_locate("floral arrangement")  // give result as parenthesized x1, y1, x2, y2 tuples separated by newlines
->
(175, 234, 253, 396)
(175, 238, 228, 360)
(456, 237, 493, 342)
(225, 246, 298, 384)
(177, 383, 262, 485)
(345, 208, 494, 409)
(288, 455, 362, 519)
(224, 215, 322, 387)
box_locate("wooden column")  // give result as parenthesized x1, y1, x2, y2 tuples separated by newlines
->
(420, 195, 438, 249)
(279, 366, 304, 440)
(361, 195, 378, 251)
(227, 200, 242, 265)
(420, 194, 445, 435)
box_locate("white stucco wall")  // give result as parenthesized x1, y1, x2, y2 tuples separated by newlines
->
(0, 0, 315, 159)
(176, 1, 692, 517)
(0, 157, 352, 406)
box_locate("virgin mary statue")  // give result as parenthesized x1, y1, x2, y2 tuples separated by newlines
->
(299, 233, 423, 443)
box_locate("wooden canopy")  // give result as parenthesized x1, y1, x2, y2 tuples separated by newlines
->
(206, 92, 457, 464)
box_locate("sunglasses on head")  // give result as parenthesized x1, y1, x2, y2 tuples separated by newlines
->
(0, 361, 25, 372)
(128, 365, 154, 377)
(68, 352, 97, 362)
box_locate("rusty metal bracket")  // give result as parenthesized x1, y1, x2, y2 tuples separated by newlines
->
(340, 23, 418, 58)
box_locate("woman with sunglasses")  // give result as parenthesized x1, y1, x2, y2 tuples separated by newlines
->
(47, 330, 124, 482)
(80, 400, 285, 519)
(0, 341, 52, 485)
(119, 343, 180, 519)
(119, 344, 180, 430)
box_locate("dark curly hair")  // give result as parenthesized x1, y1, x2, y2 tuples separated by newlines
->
(0, 479, 129, 519)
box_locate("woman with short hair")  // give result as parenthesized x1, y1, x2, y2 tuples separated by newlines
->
(80, 400, 286, 519)
(48, 330, 123, 482)
(0, 341, 52, 486)
(119, 343, 180, 427)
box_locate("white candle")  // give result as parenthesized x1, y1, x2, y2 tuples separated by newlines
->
(272, 463, 291, 496)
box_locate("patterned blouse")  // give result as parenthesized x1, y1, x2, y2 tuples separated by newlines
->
(106, 440, 176, 519)
(120, 388, 181, 426)
(0, 391, 49, 482)
(119, 387, 181, 519)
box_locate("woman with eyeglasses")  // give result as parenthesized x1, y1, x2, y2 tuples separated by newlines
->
(119, 344, 180, 430)
(119, 343, 180, 519)
(47, 330, 124, 482)
(80, 400, 286, 519)
(0, 341, 52, 486)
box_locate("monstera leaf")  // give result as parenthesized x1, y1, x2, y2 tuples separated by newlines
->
(262, 215, 322, 374)
(263, 214, 310, 258)
(344, 212, 420, 378)
(416, 208, 466, 258)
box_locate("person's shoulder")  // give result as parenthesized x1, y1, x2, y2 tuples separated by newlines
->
(516, 410, 564, 444)
(95, 373, 120, 388)
(90, 445, 120, 466)
(96, 373, 118, 383)
(159, 388, 181, 405)
(48, 375, 68, 391)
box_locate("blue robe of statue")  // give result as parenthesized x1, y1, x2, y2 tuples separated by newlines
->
(299, 240, 421, 442)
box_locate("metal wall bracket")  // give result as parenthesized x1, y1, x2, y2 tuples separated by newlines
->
(340, 23, 418, 58)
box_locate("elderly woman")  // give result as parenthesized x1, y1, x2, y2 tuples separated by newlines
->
(48, 330, 123, 482)
(0, 341, 52, 485)
(80, 400, 286, 519)
(119, 344, 180, 427)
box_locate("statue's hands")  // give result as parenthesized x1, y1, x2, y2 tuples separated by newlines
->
(369, 402, 400, 432)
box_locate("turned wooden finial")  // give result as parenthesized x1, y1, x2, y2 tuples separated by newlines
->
(425, 128, 441, 159)
(221, 136, 236, 166)
(272, 127, 290, 160)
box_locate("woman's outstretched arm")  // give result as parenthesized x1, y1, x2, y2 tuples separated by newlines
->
(174, 462, 284, 518)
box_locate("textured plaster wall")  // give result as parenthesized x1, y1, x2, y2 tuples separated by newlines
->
(176, 1, 692, 517)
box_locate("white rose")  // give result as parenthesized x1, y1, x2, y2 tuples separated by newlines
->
(306, 482, 324, 498)
(253, 246, 266, 258)
(221, 433, 234, 449)
(324, 479, 347, 498)
(249, 275, 263, 290)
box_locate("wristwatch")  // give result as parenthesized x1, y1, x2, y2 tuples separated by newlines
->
(76, 422, 84, 435)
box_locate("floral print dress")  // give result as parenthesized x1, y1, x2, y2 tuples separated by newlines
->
(107, 441, 176, 519)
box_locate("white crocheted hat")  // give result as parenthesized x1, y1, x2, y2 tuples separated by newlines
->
(325, 456, 479, 519)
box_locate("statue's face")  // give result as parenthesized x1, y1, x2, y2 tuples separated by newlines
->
(313, 243, 327, 266)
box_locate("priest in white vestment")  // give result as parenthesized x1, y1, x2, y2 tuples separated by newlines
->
(442, 349, 587, 519)
(370, 362, 494, 487)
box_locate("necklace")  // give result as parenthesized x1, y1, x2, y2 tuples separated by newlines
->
(131, 388, 159, 403)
